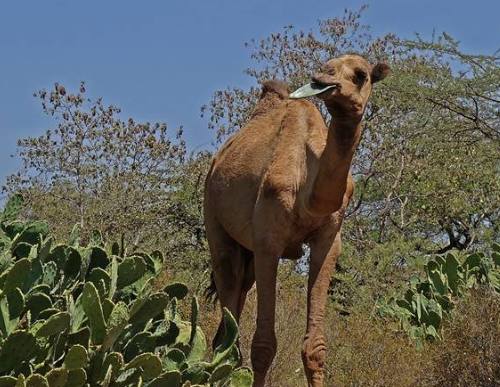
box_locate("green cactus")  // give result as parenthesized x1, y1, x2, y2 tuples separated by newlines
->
(7, 288, 25, 319)
(0, 297, 17, 336)
(109, 257, 118, 299)
(148, 371, 181, 387)
(123, 332, 156, 361)
(81, 282, 107, 345)
(208, 364, 233, 384)
(37, 238, 53, 263)
(64, 345, 88, 370)
(45, 369, 68, 387)
(182, 364, 210, 385)
(4, 259, 31, 293)
(24, 375, 48, 387)
(16, 222, 49, 246)
(163, 283, 188, 300)
(0, 331, 37, 373)
(90, 230, 104, 247)
(129, 293, 169, 326)
(12, 243, 32, 259)
(102, 302, 129, 351)
(163, 349, 186, 372)
(229, 367, 254, 387)
(102, 298, 115, 321)
(125, 353, 163, 381)
(113, 368, 143, 387)
(0, 376, 17, 387)
(38, 308, 60, 321)
(88, 268, 111, 295)
(63, 247, 82, 279)
(68, 295, 86, 333)
(101, 352, 124, 381)
(14, 375, 25, 387)
(0, 220, 251, 386)
(211, 308, 239, 367)
(67, 327, 91, 348)
(35, 312, 71, 338)
(117, 256, 146, 289)
(42, 262, 58, 288)
(65, 369, 86, 387)
(87, 247, 110, 274)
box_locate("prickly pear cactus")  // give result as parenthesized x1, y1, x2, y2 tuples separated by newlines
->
(378, 247, 500, 345)
(0, 219, 253, 386)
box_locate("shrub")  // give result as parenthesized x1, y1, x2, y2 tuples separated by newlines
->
(428, 288, 500, 387)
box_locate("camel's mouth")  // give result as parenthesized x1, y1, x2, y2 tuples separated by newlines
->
(289, 82, 338, 99)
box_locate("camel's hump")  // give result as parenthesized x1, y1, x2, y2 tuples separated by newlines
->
(261, 80, 289, 99)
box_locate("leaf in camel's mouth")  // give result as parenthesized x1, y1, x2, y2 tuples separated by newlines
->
(289, 82, 337, 99)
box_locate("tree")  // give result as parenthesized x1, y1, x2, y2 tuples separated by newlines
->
(4, 82, 187, 247)
(201, 6, 500, 252)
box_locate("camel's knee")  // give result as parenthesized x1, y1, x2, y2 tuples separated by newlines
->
(251, 330, 277, 374)
(302, 333, 327, 384)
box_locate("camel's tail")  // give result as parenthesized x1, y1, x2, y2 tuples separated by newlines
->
(204, 271, 218, 304)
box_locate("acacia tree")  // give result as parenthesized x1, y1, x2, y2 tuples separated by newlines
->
(4, 82, 186, 247)
(202, 6, 500, 252)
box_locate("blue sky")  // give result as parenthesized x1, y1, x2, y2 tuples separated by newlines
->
(1, 0, 499, 187)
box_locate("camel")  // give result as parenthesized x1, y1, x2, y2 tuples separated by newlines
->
(204, 54, 390, 387)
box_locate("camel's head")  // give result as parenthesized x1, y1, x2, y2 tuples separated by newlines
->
(290, 54, 390, 119)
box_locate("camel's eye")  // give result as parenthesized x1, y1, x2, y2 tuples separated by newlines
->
(354, 69, 367, 86)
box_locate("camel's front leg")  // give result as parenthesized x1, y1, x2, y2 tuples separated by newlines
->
(303, 228, 341, 387)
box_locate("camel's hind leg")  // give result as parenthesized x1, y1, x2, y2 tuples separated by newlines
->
(206, 219, 255, 349)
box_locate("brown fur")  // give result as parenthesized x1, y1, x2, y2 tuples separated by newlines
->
(204, 54, 390, 387)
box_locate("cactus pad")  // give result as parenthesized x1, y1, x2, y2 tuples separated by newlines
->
(0, 331, 37, 373)
(163, 283, 188, 300)
(64, 345, 88, 370)
(126, 353, 163, 381)
(117, 256, 146, 288)
(24, 374, 48, 387)
(81, 282, 107, 344)
(45, 369, 68, 387)
(36, 312, 70, 338)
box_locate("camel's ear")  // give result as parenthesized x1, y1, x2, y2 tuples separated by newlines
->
(371, 63, 390, 83)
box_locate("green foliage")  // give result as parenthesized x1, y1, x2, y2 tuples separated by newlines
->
(379, 245, 500, 345)
(0, 221, 252, 386)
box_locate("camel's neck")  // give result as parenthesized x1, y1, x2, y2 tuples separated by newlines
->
(306, 116, 361, 216)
